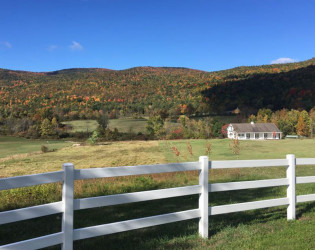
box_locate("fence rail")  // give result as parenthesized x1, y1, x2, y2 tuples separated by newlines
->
(0, 155, 314, 250)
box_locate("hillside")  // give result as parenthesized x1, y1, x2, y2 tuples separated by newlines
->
(203, 65, 315, 113)
(1, 58, 315, 121)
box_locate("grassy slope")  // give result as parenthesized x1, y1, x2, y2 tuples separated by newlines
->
(0, 139, 314, 249)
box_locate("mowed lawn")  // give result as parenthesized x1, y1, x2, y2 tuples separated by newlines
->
(62, 118, 148, 133)
(62, 120, 98, 132)
(0, 139, 314, 249)
(0, 136, 71, 159)
(160, 138, 315, 162)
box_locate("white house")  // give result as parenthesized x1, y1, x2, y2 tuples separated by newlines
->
(227, 122, 282, 140)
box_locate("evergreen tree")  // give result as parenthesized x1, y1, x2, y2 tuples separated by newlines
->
(40, 118, 54, 137)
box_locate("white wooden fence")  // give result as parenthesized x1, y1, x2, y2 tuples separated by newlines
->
(0, 154, 315, 249)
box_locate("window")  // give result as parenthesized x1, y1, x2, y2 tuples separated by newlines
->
(264, 133, 268, 139)
(255, 133, 259, 139)
(246, 133, 250, 139)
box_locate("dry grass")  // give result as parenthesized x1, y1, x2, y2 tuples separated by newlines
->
(0, 141, 166, 177)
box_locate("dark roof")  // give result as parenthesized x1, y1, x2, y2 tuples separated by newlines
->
(231, 123, 282, 133)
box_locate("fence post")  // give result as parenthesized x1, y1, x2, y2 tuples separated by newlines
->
(199, 156, 209, 238)
(286, 154, 296, 220)
(62, 163, 74, 250)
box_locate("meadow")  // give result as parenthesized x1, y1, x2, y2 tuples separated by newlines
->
(0, 138, 314, 249)
(62, 118, 148, 134)
(0, 136, 71, 159)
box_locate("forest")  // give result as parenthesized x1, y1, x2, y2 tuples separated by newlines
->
(0, 57, 315, 139)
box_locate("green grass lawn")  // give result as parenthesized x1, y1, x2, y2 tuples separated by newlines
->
(0, 139, 314, 249)
(0, 136, 71, 159)
(62, 120, 98, 132)
(159, 138, 315, 162)
(108, 118, 148, 133)
(62, 118, 148, 133)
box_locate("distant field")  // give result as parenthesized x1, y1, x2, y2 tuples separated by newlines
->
(0, 136, 71, 159)
(62, 120, 98, 132)
(62, 118, 148, 133)
(61, 116, 241, 135)
(108, 118, 148, 133)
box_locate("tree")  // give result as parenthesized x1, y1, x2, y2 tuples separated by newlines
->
(97, 109, 109, 135)
(221, 124, 229, 138)
(256, 109, 272, 123)
(51, 117, 58, 129)
(146, 115, 165, 138)
(296, 110, 310, 136)
(296, 116, 306, 136)
(40, 118, 54, 137)
(212, 119, 224, 138)
(310, 108, 315, 138)
(177, 115, 189, 128)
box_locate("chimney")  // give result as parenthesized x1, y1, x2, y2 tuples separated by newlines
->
(250, 121, 255, 125)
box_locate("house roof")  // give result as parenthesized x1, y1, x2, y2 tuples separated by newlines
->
(230, 123, 282, 133)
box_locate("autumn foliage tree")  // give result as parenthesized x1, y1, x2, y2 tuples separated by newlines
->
(296, 116, 307, 136)
(221, 124, 229, 137)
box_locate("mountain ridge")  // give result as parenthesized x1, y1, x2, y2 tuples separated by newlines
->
(0, 57, 314, 121)
(1, 57, 315, 75)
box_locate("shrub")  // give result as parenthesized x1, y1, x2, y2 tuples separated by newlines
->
(41, 145, 49, 153)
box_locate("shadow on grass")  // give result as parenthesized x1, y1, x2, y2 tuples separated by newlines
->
(1, 186, 314, 249)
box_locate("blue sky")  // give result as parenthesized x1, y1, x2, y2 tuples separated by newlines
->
(1, 0, 315, 72)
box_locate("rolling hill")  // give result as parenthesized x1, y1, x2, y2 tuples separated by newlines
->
(0, 58, 315, 122)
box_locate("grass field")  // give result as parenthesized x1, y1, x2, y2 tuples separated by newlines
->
(0, 136, 71, 159)
(61, 116, 238, 135)
(108, 118, 148, 133)
(62, 119, 98, 132)
(62, 118, 148, 133)
(0, 139, 314, 249)
(160, 139, 315, 162)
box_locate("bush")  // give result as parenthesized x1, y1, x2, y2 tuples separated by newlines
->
(88, 131, 99, 145)
(41, 145, 49, 153)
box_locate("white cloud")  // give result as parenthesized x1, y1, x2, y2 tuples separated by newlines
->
(69, 41, 83, 51)
(271, 57, 297, 64)
(48, 45, 57, 51)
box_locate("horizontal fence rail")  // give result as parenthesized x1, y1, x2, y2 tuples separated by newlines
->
(0, 201, 63, 225)
(210, 159, 288, 169)
(296, 176, 315, 184)
(73, 209, 201, 241)
(74, 185, 201, 210)
(0, 171, 63, 191)
(209, 197, 289, 215)
(209, 178, 289, 192)
(0, 155, 314, 250)
(74, 162, 200, 180)
(1, 233, 63, 250)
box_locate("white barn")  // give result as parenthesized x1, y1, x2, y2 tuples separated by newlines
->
(227, 122, 282, 140)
